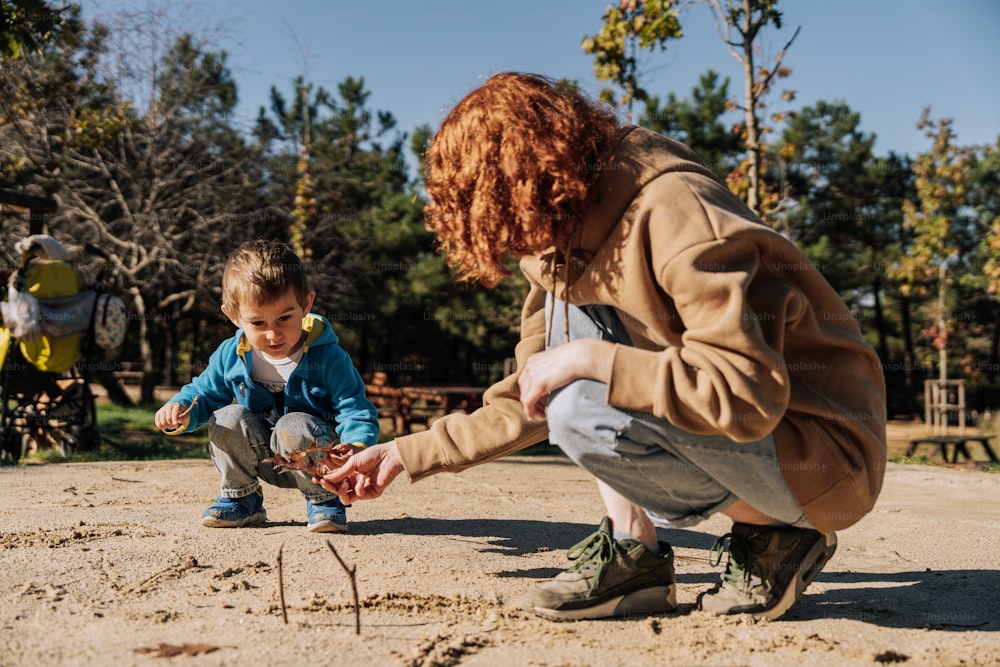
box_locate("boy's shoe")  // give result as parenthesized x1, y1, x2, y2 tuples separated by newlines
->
(306, 497, 348, 533)
(697, 522, 837, 620)
(202, 488, 266, 528)
(521, 517, 677, 621)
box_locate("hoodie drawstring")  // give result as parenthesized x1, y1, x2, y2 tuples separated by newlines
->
(544, 229, 581, 349)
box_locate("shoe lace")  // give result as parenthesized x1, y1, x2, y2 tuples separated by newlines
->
(566, 528, 618, 575)
(710, 533, 753, 593)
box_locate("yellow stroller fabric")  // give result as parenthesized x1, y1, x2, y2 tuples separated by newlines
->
(0, 328, 9, 372)
(15, 260, 87, 374)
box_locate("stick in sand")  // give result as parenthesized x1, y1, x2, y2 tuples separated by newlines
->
(277, 543, 288, 624)
(326, 541, 360, 635)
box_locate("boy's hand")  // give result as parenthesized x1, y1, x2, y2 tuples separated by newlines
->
(314, 441, 405, 504)
(154, 402, 190, 432)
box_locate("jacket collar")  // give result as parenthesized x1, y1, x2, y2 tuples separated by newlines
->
(235, 313, 330, 360)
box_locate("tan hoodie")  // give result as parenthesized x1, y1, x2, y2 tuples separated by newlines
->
(396, 126, 887, 534)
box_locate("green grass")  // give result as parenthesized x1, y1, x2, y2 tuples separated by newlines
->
(888, 453, 935, 466)
(96, 402, 210, 460)
(8, 402, 210, 465)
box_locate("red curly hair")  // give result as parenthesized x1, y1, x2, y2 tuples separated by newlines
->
(423, 73, 621, 286)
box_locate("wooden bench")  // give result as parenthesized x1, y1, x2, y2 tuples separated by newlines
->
(364, 374, 447, 436)
(364, 373, 484, 437)
(906, 435, 999, 464)
(365, 374, 410, 436)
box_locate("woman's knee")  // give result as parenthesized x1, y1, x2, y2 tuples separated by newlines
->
(547, 379, 593, 443)
(546, 378, 632, 457)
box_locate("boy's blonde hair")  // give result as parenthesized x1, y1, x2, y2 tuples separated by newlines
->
(221, 240, 311, 316)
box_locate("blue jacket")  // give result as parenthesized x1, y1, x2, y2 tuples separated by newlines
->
(166, 314, 379, 445)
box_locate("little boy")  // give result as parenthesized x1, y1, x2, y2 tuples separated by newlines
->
(154, 240, 379, 533)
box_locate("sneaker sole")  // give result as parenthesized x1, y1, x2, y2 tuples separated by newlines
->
(754, 532, 837, 621)
(202, 510, 267, 528)
(532, 584, 677, 621)
(306, 520, 349, 534)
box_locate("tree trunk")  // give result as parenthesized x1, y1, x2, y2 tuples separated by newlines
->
(900, 294, 918, 418)
(740, 0, 760, 216)
(359, 319, 369, 379)
(93, 369, 134, 406)
(163, 316, 174, 387)
(988, 303, 1000, 408)
(937, 263, 948, 382)
(871, 273, 889, 363)
(131, 289, 157, 404)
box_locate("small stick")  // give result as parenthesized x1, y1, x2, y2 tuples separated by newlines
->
(163, 397, 201, 434)
(178, 396, 199, 419)
(326, 540, 360, 635)
(277, 542, 288, 624)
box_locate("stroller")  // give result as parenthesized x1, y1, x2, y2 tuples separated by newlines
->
(0, 235, 126, 463)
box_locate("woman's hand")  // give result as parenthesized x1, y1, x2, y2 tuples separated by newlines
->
(517, 338, 615, 420)
(315, 441, 406, 504)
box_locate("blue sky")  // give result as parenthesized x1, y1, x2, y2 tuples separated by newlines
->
(84, 0, 999, 162)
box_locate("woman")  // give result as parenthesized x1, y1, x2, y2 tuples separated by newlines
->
(319, 73, 887, 622)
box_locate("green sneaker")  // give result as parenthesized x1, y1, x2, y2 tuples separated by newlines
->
(698, 523, 837, 620)
(522, 517, 677, 621)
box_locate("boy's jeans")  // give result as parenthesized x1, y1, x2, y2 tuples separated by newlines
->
(545, 298, 812, 529)
(207, 406, 340, 503)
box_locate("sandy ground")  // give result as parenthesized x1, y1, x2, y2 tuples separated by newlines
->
(1, 453, 999, 667)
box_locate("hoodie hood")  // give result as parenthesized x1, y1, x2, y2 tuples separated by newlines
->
(534, 125, 724, 346)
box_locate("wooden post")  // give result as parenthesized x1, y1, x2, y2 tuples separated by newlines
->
(924, 379, 966, 436)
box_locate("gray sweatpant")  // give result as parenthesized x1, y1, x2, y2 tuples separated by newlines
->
(544, 299, 811, 529)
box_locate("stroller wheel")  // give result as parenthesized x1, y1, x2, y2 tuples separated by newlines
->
(66, 424, 101, 453)
(54, 428, 75, 457)
(56, 424, 101, 456)
(22, 432, 36, 459)
(0, 430, 21, 465)
(0, 431, 34, 464)
(80, 425, 102, 451)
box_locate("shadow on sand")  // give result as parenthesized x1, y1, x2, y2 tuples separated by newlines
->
(353, 515, 998, 632)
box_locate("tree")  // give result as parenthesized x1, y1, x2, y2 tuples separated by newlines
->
(255, 75, 411, 319)
(861, 153, 920, 416)
(965, 138, 1000, 300)
(0, 0, 76, 60)
(890, 109, 979, 392)
(584, 0, 799, 218)
(639, 69, 744, 179)
(1, 11, 269, 403)
(963, 137, 1000, 405)
(699, 0, 798, 218)
(255, 81, 527, 385)
(779, 100, 877, 254)
(581, 0, 683, 114)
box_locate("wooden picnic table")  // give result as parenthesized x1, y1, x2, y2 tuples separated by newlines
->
(405, 385, 486, 413)
(905, 434, 999, 464)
